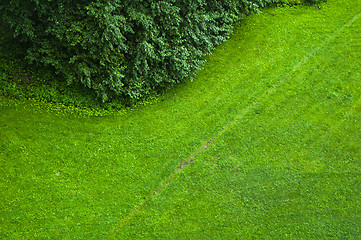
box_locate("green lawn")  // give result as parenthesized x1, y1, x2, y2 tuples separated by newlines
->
(1, 0, 361, 239)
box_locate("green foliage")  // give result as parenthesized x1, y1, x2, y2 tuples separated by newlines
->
(1, 0, 360, 238)
(303, 0, 325, 4)
(0, 25, 125, 115)
(269, 0, 325, 6)
(1, 0, 289, 104)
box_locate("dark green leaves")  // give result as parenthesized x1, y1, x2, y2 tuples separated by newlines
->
(1, 0, 286, 103)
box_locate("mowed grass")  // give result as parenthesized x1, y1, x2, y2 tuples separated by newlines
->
(1, 0, 361, 238)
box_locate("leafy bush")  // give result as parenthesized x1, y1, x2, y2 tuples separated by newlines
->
(0, 0, 278, 103)
(0, 0, 324, 104)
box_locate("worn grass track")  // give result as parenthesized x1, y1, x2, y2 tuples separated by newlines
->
(1, 0, 361, 239)
(106, 4, 361, 239)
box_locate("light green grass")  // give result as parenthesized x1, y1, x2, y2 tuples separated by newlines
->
(1, 0, 361, 238)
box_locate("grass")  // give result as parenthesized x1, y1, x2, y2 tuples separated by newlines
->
(1, 0, 361, 238)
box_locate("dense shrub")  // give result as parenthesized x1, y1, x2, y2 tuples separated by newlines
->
(0, 0, 323, 104)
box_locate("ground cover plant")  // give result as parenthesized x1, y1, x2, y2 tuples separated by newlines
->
(1, 0, 360, 238)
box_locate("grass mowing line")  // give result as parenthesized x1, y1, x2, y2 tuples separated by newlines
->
(104, 138, 216, 239)
(105, 10, 361, 239)
(213, 10, 361, 142)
